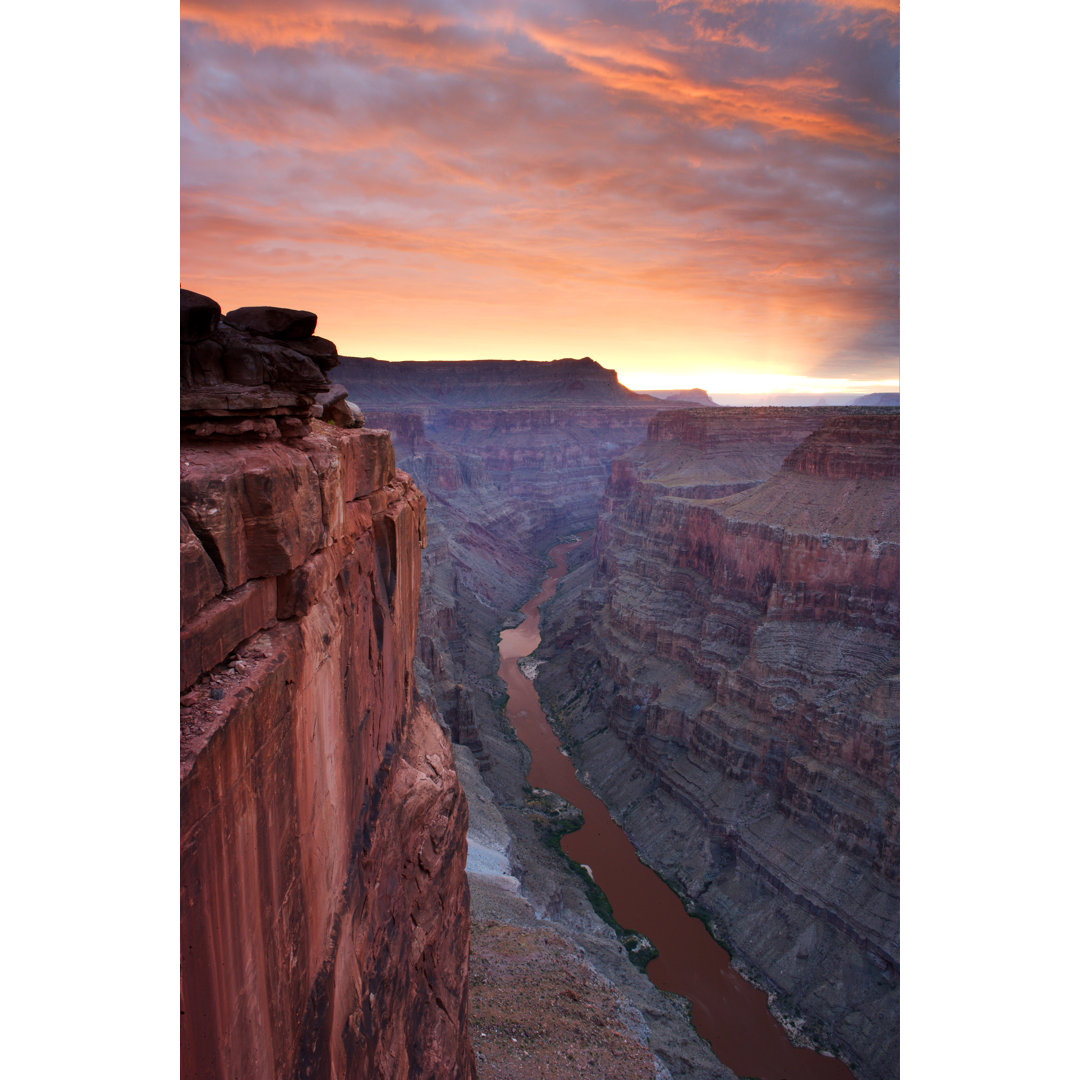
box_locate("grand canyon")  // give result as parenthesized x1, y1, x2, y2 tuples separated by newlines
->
(180, 290, 898, 1080)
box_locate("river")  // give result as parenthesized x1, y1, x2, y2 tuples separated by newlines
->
(497, 537, 855, 1080)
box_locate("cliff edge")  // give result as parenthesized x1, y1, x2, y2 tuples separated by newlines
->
(180, 291, 476, 1079)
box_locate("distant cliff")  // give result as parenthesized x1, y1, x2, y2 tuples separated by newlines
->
(179, 292, 475, 1079)
(335, 355, 643, 405)
(639, 388, 716, 405)
(536, 409, 899, 1080)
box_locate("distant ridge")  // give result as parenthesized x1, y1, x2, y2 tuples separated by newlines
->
(851, 392, 900, 407)
(334, 355, 645, 406)
(639, 388, 715, 406)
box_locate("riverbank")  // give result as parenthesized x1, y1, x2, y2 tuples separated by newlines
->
(491, 538, 857, 1080)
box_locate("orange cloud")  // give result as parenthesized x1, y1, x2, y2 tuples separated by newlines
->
(522, 24, 893, 153)
(181, 0, 899, 385)
(179, 0, 464, 48)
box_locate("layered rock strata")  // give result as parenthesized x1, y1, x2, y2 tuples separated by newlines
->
(333, 355, 696, 772)
(536, 409, 900, 1080)
(180, 293, 475, 1079)
(334, 360, 743, 1077)
(334, 355, 648, 406)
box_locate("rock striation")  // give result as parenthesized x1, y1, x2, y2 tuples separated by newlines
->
(536, 408, 899, 1080)
(179, 292, 475, 1080)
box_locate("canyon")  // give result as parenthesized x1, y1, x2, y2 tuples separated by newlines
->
(180, 295, 899, 1080)
(337, 361, 899, 1079)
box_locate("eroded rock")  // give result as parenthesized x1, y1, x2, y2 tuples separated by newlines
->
(180, 291, 365, 438)
(224, 304, 318, 339)
(180, 288, 221, 343)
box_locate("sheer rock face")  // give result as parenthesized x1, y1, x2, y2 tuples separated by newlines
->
(180, 292, 475, 1080)
(536, 410, 899, 1080)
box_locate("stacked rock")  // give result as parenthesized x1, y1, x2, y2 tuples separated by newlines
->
(180, 289, 363, 438)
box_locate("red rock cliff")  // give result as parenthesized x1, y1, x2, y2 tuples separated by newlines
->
(179, 292, 475, 1080)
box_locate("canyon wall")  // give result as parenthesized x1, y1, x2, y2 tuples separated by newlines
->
(334, 355, 689, 775)
(536, 408, 899, 1080)
(180, 292, 475, 1080)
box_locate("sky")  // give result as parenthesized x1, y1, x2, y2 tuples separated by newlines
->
(180, 0, 899, 395)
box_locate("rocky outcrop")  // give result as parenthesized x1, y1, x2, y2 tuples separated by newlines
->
(180, 290, 340, 440)
(536, 410, 899, 1080)
(179, 292, 475, 1080)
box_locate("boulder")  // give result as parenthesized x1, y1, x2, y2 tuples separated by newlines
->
(180, 289, 221, 344)
(316, 383, 364, 428)
(315, 383, 349, 410)
(224, 305, 318, 340)
(290, 335, 340, 371)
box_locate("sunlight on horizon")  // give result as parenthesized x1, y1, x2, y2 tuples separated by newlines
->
(620, 371, 900, 397)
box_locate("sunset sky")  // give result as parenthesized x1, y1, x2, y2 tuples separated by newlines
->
(180, 0, 899, 396)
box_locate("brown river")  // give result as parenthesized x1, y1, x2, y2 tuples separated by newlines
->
(497, 537, 855, 1080)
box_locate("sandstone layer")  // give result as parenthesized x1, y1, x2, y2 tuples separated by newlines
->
(536, 409, 899, 1080)
(180, 293, 475, 1079)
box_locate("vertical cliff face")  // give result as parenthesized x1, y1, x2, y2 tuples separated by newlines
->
(536, 410, 899, 1080)
(180, 292, 475, 1080)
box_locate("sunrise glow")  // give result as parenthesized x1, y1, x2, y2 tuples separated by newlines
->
(181, 0, 899, 393)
